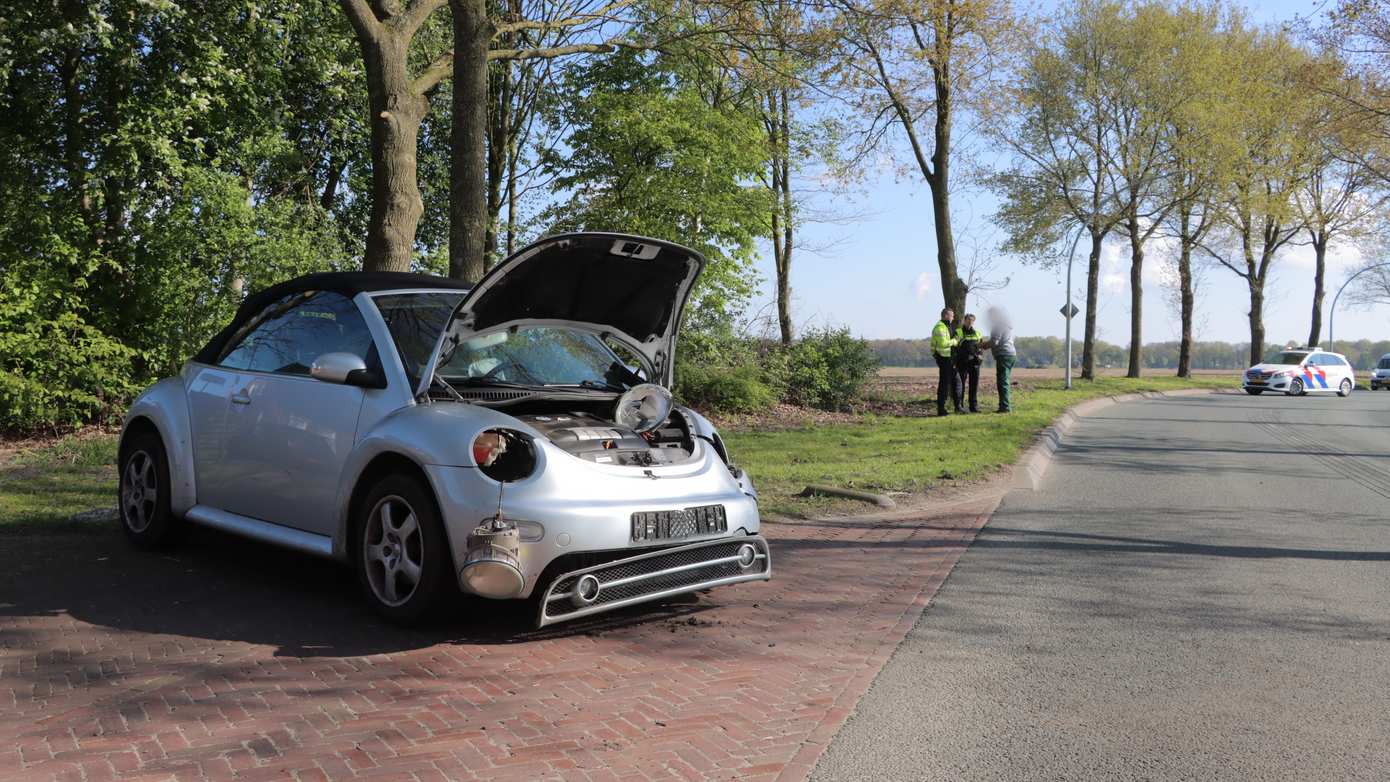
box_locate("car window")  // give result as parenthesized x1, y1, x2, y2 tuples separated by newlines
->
(373, 292, 466, 387)
(1270, 351, 1308, 365)
(1379, 357, 1390, 369)
(219, 291, 376, 376)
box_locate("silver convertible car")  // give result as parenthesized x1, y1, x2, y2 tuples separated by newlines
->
(117, 233, 770, 626)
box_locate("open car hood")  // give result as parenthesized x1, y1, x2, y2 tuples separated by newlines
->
(417, 233, 704, 397)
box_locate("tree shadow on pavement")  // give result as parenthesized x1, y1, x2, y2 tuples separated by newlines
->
(0, 523, 712, 658)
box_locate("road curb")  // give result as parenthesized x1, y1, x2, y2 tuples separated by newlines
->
(1011, 387, 1220, 491)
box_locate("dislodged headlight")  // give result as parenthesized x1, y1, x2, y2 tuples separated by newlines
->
(460, 515, 525, 599)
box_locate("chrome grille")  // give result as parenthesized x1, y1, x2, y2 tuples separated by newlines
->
(538, 536, 771, 627)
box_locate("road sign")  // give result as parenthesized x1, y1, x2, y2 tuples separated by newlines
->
(1060, 302, 1079, 318)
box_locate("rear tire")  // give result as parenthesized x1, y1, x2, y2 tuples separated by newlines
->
(1288, 378, 1305, 396)
(118, 430, 179, 548)
(1338, 378, 1353, 397)
(354, 473, 452, 625)
(1245, 388, 1263, 396)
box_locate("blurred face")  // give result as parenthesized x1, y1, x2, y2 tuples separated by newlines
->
(943, 309, 955, 323)
(964, 315, 975, 329)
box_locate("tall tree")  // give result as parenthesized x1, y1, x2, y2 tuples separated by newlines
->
(338, 0, 454, 272)
(990, 0, 1124, 380)
(1202, 28, 1313, 366)
(1294, 74, 1383, 347)
(1106, 1, 1188, 378)
(1154, 1, 1235, 378)
(446, 0, 678, 282)
(830, 0, 1017, 319)
(539, 48, 770, 319)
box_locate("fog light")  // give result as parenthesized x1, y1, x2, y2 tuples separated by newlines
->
(572, 574, 601, 607)
(737, 543, 758, 570)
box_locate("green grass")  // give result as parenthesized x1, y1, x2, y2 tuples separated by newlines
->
(0, 374, 1234, 528)
(727, 375, 1233, 516)
(0, 431, 118, 531)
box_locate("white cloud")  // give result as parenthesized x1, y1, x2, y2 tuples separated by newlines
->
(913, 272, 933, 302)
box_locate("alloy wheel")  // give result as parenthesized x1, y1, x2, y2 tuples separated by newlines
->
(121, 450, 158, 533)
(363, 495, 424, 607)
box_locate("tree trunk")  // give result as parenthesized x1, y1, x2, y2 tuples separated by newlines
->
(1081, 230, 1103, 381)
(1248, 278, 1265, 367)
(1307, 232, 1328, 347)
(929, 62, 965, 318)
(449, 0, 491, 282)
(1177, 234, 1194, 378)
(768, 87, 795, 345)
(483, 55, 511, 267)
(1126, 212, 1143, 378)
(359, 30, 430, 273)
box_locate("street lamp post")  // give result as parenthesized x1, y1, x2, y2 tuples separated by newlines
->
(1062, 227, 1086, 390)
(1327, 262, 1390, 355)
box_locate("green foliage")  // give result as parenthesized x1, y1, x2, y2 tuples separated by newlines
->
(675, 364, 780, 413)
(541, 49, 771, 325)
(0, 230, 138, 430)
(782, 327, 879, 410)
(0, 1, 365, 428)
(675, 325, 876, 414)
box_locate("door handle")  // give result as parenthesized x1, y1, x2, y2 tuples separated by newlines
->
(231, 392, 251, 405)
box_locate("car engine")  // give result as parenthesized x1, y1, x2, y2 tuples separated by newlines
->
(516, 410, 692, 466)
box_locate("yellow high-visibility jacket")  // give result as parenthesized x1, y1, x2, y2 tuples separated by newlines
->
(931, 320, 957, 358)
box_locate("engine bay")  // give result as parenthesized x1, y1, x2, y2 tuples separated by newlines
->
(516, 407, 694, 466)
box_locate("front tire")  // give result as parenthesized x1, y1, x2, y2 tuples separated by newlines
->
(118, 430, 179, 548)
(1288, 378, 1305, 396)
(1338, 378, 1353, 397)
(354, 473, 452, 624)
(1245, 388, 1263, 396)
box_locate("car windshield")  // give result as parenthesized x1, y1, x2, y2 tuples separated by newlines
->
(1267, 352, 1309, 366)
(1380, 357, 1390, 369)
(437, 326, 629, 388)
(373, 292, 466, 387)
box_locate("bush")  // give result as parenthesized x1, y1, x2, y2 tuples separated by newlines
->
(782, 327, 879, 411)
(674, 363, 779, 413)
(0, 309, 139, 432)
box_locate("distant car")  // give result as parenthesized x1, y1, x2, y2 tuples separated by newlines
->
(1243, 347, 1356, 397)
(117, 233, 770, 627)
(1371, 353, 1390, 390)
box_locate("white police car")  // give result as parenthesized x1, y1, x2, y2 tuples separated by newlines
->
(1243, 347, 1356, 397)
(1371, 353, 1390, 390)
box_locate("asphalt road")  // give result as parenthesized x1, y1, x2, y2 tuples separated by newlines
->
(813, 388, 1390, 781)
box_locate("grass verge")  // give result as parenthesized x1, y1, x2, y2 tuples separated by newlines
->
(0, 374, 1233, 528)
(0, 431, 117, 531)
(725, 375, 1233, 517)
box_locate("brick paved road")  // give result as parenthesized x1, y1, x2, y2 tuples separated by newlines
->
(1, 489, 1000, 782)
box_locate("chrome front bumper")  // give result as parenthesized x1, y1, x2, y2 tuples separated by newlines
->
(536, 535, 771, 627)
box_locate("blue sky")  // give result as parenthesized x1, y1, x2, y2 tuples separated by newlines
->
(745, 0, 1388, 346)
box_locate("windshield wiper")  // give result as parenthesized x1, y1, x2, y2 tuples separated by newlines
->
(547, 380, 625, 391)
(453, 377, 542, 390)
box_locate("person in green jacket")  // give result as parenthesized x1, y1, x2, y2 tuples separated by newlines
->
(931, 308, 962, 416)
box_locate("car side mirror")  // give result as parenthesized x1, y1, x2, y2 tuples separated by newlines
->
(310, 352, 385, 388)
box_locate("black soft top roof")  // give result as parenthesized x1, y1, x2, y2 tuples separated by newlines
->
(193, 271, 470, 365)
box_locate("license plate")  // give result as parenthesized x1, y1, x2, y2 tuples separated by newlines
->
(631, 505, 727, 542)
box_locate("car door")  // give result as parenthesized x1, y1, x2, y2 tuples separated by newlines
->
(209, 291, 377, 535)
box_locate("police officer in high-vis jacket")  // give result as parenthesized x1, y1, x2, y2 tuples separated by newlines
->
(931, 308, 963, 416)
